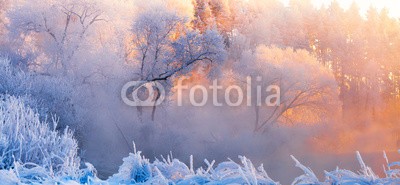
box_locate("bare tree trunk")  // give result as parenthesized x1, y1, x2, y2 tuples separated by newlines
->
(151, 88, 161, 121)
(254, 105, 259, 132)
(151, 105, 157, 122)
(136, 106, 143, 123)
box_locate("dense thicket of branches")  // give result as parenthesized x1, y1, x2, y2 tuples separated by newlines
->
(191, 0, 400, 128)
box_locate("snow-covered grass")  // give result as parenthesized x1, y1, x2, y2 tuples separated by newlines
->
(292, 151, 400, 185)
(0, 94, 80, 183)
(3, 139, 400, 184)
(107, 143, 278, 185)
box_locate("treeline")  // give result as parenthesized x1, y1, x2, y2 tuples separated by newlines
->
(191, 0, 400, 126)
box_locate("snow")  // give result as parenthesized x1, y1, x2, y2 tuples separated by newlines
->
(1, 144, 400, 184)
(107, 149, 278, 185)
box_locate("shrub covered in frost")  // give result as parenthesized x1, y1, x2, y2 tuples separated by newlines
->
(0, 95, 80, 180)
(0, 57, 77, 129)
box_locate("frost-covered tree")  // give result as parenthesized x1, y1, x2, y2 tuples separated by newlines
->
(131, 7, 225, 82)
(191, 0, 240, 47)
(232, 0, 287, 49)
(192, 0, 213, 33)
(7, 0, 104, 74)
(234, 46, 339, 132)
(128, 5, 226, 120)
